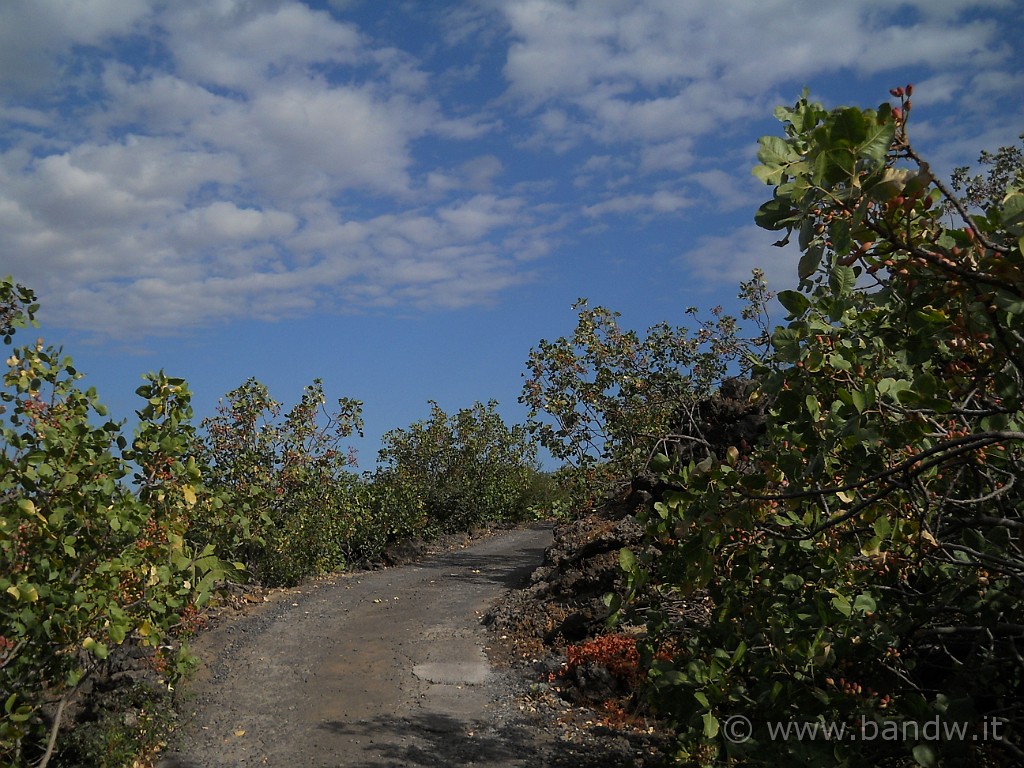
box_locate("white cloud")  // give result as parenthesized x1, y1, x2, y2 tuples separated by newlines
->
(0, 0, 1019, 341)
(439, 195, 522, 240)
(0, 0, 151, 92)
(583, 190, 692, 218)
(459, 155, 505, 191)
(10, 152, 169, 230)
(161, 3, 364, 92)
(678, 225, 801, 292)
(0, 1, 551, 338)
(499, 0, 1015, 159)
(175, 203, 297, 245)
(194, 82, 431, 198)
(690, 170, 763, 212)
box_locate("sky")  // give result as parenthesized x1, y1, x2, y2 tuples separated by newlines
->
(1, 0, 1022, 470)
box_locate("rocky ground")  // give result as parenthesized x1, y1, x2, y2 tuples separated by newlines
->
(483, 493, 677, 766)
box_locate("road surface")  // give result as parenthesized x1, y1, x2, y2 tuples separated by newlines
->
(157, 525, 557, 768)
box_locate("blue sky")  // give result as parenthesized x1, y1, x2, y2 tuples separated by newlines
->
(1, 0, 1021, 469)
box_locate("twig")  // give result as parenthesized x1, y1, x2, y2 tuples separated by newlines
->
(37, 668, 91, 768)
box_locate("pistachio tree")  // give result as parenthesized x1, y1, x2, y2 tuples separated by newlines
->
(521, 288, 769, 507)
(0, 279, 235, 766)
(628, 90, 1024, 766)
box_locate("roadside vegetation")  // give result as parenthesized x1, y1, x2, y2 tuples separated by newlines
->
(625, 89, 1024, 767)
(528, 90, 1023, 766)
(0, 284, 552, 766)
(3, 86, 1022, 766)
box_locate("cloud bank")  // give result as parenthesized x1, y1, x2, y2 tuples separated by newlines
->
(0, 0, 1018, 337)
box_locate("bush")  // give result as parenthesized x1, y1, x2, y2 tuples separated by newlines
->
(0, 279, 234, 766)
(374, 400, 543, 534)
(51, 682, 175, 768)
(197, 377, 368, 585)
(624, 91, 1024, 766)
(521, 293, 769, 509)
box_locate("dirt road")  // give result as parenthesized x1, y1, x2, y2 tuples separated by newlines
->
(157, 525, 559, 767)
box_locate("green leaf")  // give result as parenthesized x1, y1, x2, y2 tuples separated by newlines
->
(831, 595, 852, 617)
(992, 290, 1024, 316)
(772, 327, 803, 362)
(757, 135, 798, 165)
(702, 712, 720, 739)
(866, 167, 913, 201)
(777, 290, 810, 316)
(109, 622, 127, 645)
(850, 388, 867, 414)
(1003, 192, 1024, 234)
(782, 573, 804, 590)
(912, 744, 937, 767)
(853, 593, 876, 614)
(805, 394, 821, 421)
(912, 372, 939, 397)
(649, 452, 672, 473)
(798, 244, 824, 280)
(861, 537, 882, 556)
(831, 107, 868, 146)
(755, 198, 799, 231)
(619, 548, 637, 574)
(815, 146, 855, 186)
(694, 691, 710, 709)
(731, 640, 747, 665)
(828, 353, 851, 371)
(798, 218, 815, 250)
(829, 265, 856, 296)
(877, 378, 909, 398)
(857, 117, 897, 165)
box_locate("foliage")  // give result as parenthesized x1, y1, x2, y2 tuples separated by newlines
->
(0, 276, 549, 765)
(521, 290, 769, 507)
(625, 88, 1024, 766)
(0, 279, 38, 345)
(51, 682, 175, 768)
(557, 633, 643, 690)
(0, 279, 235, 767)
(375, 400, 543, 534)
(197, 377, 369, 585)
(521, 469, 573, 522)
(950, 133, 1024, 212)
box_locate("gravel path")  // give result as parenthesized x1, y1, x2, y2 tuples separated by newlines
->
(156, 525, 562, 767)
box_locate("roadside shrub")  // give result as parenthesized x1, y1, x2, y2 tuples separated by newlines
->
(624, 91, 1024, 766)
(520, 469, 573, 522)
(374, 400, 543, 534)
(521, 291, 769, 509)
(51, 681, 175, 768)
(197, 378, 366, 586)
(360, 472, 426, 556)
(0, 278, 234, 767)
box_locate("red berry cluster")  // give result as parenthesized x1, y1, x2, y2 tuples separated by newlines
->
(889, 83, 913, 123)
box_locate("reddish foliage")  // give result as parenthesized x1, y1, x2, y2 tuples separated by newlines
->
(558, 633, 642, 688)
